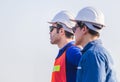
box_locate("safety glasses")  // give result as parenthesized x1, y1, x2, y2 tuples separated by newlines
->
(72, 21, 85, 33)
(72, 25, 80, 33)
(49, 24, 62, 32)
(49, 26, 57, 32)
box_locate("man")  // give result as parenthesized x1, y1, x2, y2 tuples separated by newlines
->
(48, 11, 82, 82)
(71, 7, 117, 82)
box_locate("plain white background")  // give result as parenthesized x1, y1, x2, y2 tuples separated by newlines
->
(0, 0, 120, 82)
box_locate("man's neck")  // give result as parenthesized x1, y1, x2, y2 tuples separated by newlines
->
(82, 35, 98, 48)
(58, 38, 73, 48)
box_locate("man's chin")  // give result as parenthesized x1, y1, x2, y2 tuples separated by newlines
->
(75, 41, 80, 46)
(50, 41, 55, 44)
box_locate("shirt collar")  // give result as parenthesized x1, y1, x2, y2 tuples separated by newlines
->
(59, 41, 74, 52)
(82, 39, 102, 54)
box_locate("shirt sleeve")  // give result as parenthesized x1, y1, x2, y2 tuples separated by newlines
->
(66, 46, 82, 67)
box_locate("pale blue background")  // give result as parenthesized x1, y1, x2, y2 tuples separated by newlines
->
(0, 0, 120, 82)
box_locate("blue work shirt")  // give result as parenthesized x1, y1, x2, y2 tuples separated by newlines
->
(76, 39, 117, 82)
(56, 41, 82, 82)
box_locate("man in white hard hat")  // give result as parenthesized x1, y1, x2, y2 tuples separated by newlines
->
(71, 7, 117, 82)
(48, 10, 82, 82)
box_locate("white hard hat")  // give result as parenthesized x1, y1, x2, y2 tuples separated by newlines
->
(71, 7, 105, 32)
(76, 7, 105, 26)
(48, 10, 76, 34)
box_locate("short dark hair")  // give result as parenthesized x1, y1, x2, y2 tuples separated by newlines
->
(77, 21, 100, 37)
(56, 23, 74, 38)
(64, 31, 74, 38)
(56, 24, 63, 33)
(87, 28, 100, 37)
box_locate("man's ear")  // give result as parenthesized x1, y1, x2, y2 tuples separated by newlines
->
(59, 28, 64, 33)
(82, 26, 88, 34)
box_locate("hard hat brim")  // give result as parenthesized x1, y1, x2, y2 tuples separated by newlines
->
(47, 21, 57, 24)
(70, 19, 105, 27)
(69, 19, 76, 22)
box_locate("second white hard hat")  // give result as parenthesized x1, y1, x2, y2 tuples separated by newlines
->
(48, 10, 76, 34)
(75, 7, 105, 26)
